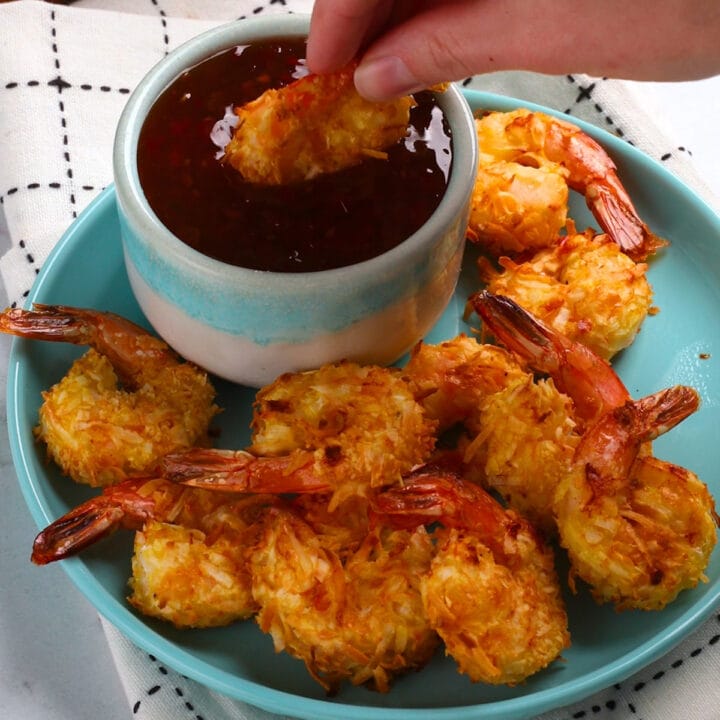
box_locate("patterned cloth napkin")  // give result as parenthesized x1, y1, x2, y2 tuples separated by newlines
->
(1, 2, 719, 719)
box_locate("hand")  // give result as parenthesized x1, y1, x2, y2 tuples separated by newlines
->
(306, 0, 720, 100)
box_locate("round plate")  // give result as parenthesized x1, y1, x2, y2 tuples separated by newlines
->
(7, 90, 720, 720)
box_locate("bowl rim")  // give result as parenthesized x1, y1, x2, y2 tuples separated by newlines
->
(112, 14, 479, 290)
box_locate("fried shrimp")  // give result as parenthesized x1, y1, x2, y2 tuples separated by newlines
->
(555, 388, 718, 610)
(164, 361, 437, 509)
(32, 477, 273, 628)
(474, 291, 718, 609)
(403, 334, 527, 432)
(463, 373, 580, 537)
(468, 158, 569, 256)
(250, 504, 438, 693)
(469, 109, 666, 260)
(374, 468, 569, 686)
(471, 291, 630, 426)
(403, 334, 577, 535)
(0, 305, 219, 487)
(223, 62, 414, 185)
(478, 226, 654, 360)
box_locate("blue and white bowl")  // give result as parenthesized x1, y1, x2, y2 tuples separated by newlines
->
(113, 14, 478, 387)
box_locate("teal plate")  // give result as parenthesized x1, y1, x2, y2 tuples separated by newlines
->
(7, 91, 720, 720)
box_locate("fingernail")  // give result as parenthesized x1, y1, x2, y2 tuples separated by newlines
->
(354, 56, 424, 101)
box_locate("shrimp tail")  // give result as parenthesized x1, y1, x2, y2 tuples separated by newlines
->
(32, 499, 128, 565)
(470, 291, 562, 374)
(374, 467, 509, 540)
(162, 448, 332, 494)
(633, 385, 700, 442)
(0, 304, 98, 343)
(0, 304, 177, 387)
(586, 182, 668, 262)
(31, 477, 166, 564)
(471, 290, 628, 421)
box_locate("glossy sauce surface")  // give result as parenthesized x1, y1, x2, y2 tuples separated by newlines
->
(138, 38, 453, 272)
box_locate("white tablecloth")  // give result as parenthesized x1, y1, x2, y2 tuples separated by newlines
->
(1, 2, 719, 719)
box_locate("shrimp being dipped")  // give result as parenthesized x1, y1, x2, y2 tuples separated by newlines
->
(478, 225, 654, 360)
(374, 467, 569, 686)
(164, 361, 437, 509)
(0, 305, 219, 487)
(32, 477, 274, 628)
(250, 503, 438, 694)
(473, 291, 718, 609)
(224, 62, 414, 185)
(469, 109, 666, 260)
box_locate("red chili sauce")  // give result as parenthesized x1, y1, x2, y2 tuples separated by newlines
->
(137, 38, 453, 273)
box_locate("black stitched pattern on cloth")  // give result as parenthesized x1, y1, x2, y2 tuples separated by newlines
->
(47, 9, 79, 219)
(130, 653, 206, 719)
(1, 182, 100, 308)
(237, 0, 287, 20)
(554, 613, 720, 720)
(565, 74, 695, 167)
(565, 75, 628, 140)
(149, 0, 170, 54)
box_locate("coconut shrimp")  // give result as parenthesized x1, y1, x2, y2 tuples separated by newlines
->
(249, 503, 438, 693)
(471, 291, 630, 425)
(32, 477, 274, 628)
(477, 225, 654, 360)
(223, 62, 414, 185)
(403, 334, 578, 536)
(374, 467, 569, 686)
(164, 361, 437, 509)
(462, 372, 580, 537)
(473, 291, 718, 609)
(468, 108, 666, 260)
(403, 334, 528, 432)
(0, 305, 219, 487)
(554, 389, 718, 610)
(468, 158, 570, 256)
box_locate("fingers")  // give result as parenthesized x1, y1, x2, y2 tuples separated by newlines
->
(308, 0, 720, 100)
(353, 1, 546, 100)
(349, 0, 720, 100)
(306, 0, 393, 73)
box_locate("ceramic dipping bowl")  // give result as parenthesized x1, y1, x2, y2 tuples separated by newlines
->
(113, 14, 478, 387)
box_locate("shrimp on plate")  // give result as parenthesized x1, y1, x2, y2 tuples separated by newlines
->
(32, 477, 275, 628)
(403, 334, 578, 536)
(0, 305, 219, 487)
(462, 371, 580, 537)
(223, 61, 414, 185)
(468, 108, 666, 260)
(468, 156, 569, 257)
(374, 465, 570, 686)
(163, 361, 437, 509)
(402, 334, 528, 432)
(249, 501, 438, 694)
(554, 388, 718, 610)
(473, 291, 719, 610)
(477, 224, 654, 360)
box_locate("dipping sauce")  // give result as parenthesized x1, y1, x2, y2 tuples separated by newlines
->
(137, 38, 453, 273)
